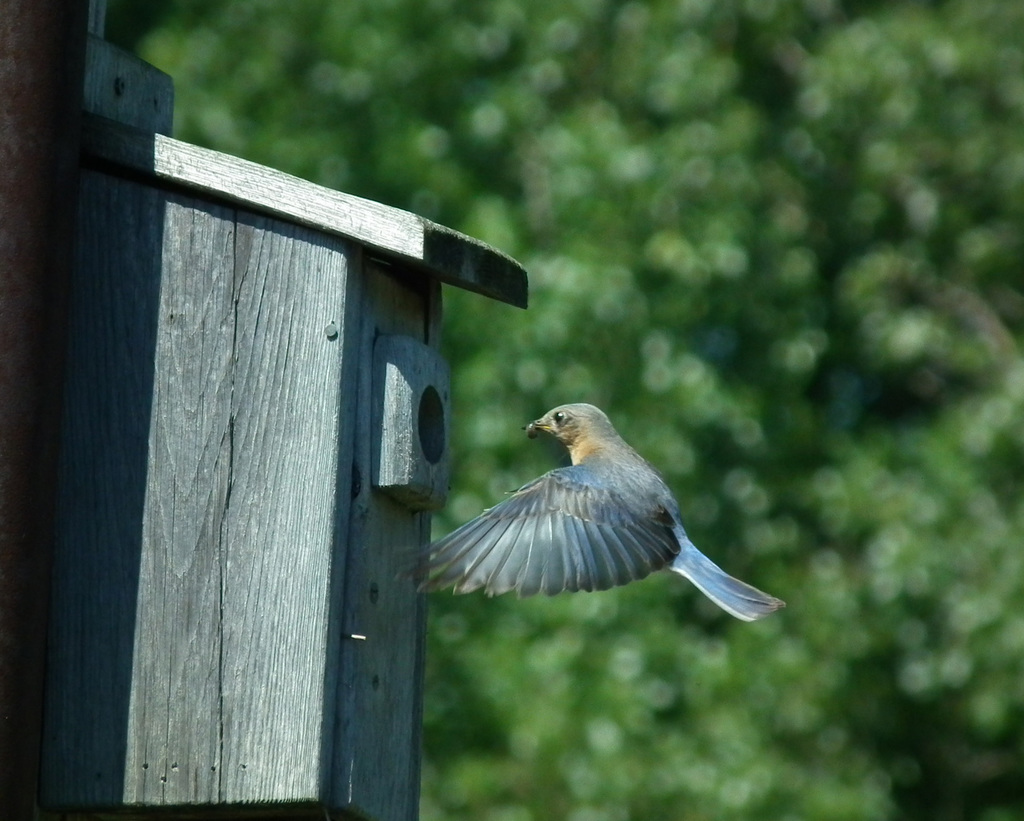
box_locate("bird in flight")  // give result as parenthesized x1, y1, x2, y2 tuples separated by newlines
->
(416, 403, 785, 621)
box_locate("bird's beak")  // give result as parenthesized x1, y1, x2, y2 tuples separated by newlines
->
(524, 419, 551, 439)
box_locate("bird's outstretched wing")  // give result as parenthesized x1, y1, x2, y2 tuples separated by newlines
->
(416, 467, 680, 597)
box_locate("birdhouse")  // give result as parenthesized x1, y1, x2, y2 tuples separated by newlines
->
(40, 32, 526, 821)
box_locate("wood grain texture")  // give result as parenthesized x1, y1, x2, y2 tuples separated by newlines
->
(81, 113, 528, 308)
(123, 196, 235, 805)
(219, 215, 355, 803)
(43, 173, 366, 814)
(42, 170, 166, 808)
(332, 264, 436, 821)
(373, 334, 451, 511)
(46, 162, 440, 818)
(83, 35, 173, 134)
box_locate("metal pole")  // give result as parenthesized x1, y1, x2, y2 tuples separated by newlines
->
(0, 0, 88, 816)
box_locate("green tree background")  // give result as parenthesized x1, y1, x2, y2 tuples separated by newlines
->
(107, 1, 1024, 818)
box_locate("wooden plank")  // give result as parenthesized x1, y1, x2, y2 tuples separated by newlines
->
(89, 0, 106, 35)
(122, 196, 235, 805)
(421, 223, 528, 311)
(83, 35, 174, 134)
(80, 113, 528, 308)
(219, 215, 356, 803)
(373, 334, 451, 511)
(332, 264, 435, 821)
(41, 170, 166, 808)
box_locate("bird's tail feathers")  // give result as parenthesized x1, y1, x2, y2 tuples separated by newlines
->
(670, 539, 785, 621)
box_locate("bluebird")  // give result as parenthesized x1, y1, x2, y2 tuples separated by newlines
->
(417, 403, 785, 621)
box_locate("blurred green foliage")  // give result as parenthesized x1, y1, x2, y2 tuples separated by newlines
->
(108, 0, 1024, 817)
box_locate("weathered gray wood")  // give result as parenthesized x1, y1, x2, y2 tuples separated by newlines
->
(123, 197, 235, 804)
(83, 35, 174, 134)
(88, 0, 106, 35)
(81, 113, 528, 308)
(373, 334, 450, 511)
(219, 215, 356, 803)
(370, 329, 446, 507)
(42, 170, 167, 808)
(42, 172, 366, 815)
(47, 76, 486, 814)
(331, 264, 435, 821)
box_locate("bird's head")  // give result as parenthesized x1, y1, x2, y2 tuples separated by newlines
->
(524, 403, 618, 464)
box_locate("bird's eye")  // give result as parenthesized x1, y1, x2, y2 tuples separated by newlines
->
(553, 412, 565, 424)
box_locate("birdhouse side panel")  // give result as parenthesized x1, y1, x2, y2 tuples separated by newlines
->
(332, 263, 438, 821)
(42, 169, 169, 809)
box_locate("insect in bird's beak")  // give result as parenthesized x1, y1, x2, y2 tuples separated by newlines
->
(524, 420, 548, 439)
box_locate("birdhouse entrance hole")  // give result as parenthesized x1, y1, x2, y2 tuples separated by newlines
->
(419, 386, 445, 465)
